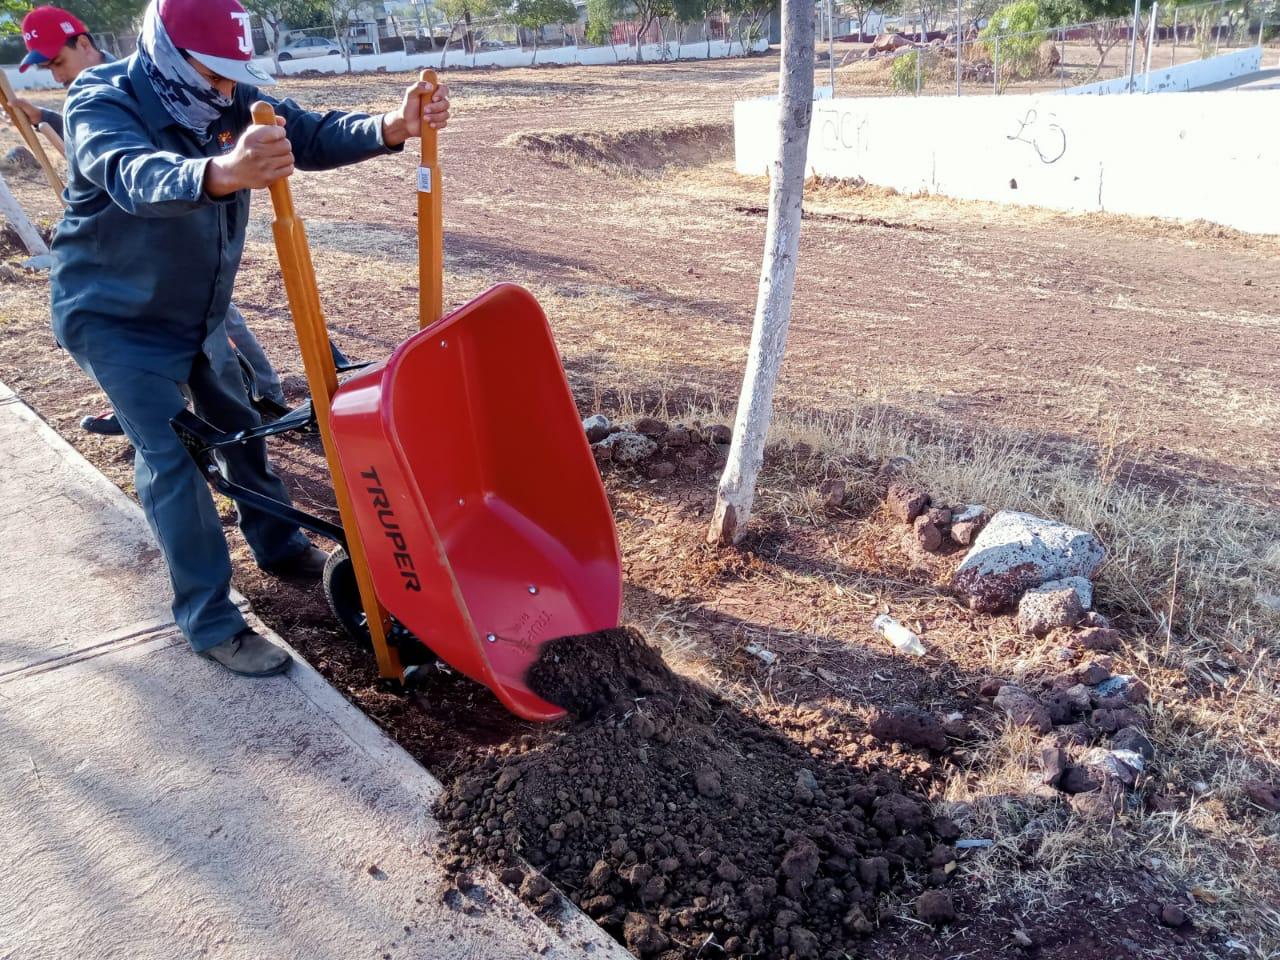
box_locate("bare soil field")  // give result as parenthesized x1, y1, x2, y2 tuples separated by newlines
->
(1, 53, 1277, 959)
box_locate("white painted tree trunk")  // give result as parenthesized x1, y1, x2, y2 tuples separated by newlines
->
(0, 171, 49, 258)
(707, 0, 813, 546)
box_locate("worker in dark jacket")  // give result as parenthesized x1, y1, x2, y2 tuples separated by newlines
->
(10, 5, 298, 435)
(52, 0, 449, 677)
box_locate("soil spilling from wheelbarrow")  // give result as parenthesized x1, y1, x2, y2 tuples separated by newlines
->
(437, 628, 953, 959)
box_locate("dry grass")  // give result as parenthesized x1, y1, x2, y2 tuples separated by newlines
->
(603, 386, 1280, 954)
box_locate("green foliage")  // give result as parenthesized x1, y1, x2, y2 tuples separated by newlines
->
(979, 0, 1046, 80)
(889, 48, 919, 91)
(438, 0, 503, 25)
(0, 0, 147, 34)
(672, 0, 714, 24)
(510, 0, 577, 32)
(584, 0, 621, 43)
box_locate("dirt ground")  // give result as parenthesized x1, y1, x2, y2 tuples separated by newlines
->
(1, 52, 1277, 959)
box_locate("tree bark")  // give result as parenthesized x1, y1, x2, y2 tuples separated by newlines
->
(707, 0, 814, 546)
(0, 172, 50, 259)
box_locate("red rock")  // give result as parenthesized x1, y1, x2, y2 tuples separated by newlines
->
(1076, 661, 1112, 685)
(1075, 626, 1122, 652)
(913, 516, 943, 552)
(661, 426, 690, 448)
(887, 481, 930, 523)
(633, 417, 668, 438)
(1060, 765, 1101, 794)
(1092, 707, 1142, 733)
(1041, 747, 1070, 788)
(979, 677, 1005, 698)
(994, 685, 1052, 733)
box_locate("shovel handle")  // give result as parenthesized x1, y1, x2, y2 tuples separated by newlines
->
(417, 69, 443, 328)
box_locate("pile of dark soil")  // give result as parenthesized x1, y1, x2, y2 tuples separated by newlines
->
(437, 628, 953, 958)
(506, 122, 732, 176)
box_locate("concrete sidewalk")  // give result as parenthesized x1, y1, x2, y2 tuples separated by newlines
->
(0, 383, 628, 960)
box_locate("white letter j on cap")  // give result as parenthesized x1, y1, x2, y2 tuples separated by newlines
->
(232, 10, 253, 55)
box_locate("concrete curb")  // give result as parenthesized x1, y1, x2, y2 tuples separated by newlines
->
(0, 380, 631, 959)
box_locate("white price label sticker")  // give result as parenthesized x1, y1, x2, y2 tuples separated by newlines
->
(417, 166, 432, 193)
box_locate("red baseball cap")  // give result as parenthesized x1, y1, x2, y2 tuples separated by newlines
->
(156, 0, 275, 86)
(19, 6, 88, 72)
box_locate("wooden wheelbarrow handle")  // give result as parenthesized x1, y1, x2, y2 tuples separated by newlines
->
(249, 99, 403, 681)
(417, 69, 443, 329)
(0, 69, 64, 199)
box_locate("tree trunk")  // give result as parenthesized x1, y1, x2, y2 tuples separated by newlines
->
(0, 172, 50, 259)
(331, 10, 353, 71)
(264, 15, 284, 74)
(707, 0, 814, 546)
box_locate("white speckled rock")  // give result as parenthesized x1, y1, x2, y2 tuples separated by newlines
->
(954, 511, 1105, 613)
(597, 430, 658, 465)
(582, 414, 611, 443)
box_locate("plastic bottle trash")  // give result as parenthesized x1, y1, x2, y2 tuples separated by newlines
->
(873, 614, 926, 656)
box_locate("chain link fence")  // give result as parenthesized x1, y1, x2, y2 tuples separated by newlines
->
(830, 0, 1270, 96)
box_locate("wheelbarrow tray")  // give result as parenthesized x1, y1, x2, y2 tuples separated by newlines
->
(328, 283, 622, 721)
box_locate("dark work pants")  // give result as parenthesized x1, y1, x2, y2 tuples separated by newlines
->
(68, 330, 310, 651)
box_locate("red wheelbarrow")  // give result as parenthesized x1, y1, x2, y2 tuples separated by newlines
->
(174, 76, 620, 721)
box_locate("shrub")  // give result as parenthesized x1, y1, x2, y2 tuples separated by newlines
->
(980, 0, 1048, 83)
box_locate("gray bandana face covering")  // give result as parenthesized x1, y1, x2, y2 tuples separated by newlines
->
(136, 3, 233, 143)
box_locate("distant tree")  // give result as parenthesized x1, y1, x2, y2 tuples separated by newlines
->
(585, 0, 623, 57)
(438, 0, 502, 62)
(674, 0, 719, 55)
(55, 0, 147, 34)
(317, 0, 364, 69)
(839, 0, 900, 38)
(511, 0, 576, 60)
(726, 0, 777, 51)
(633, 0, 675, 59)
(243, 0, 324, 70)
(979, 0, 1044, 84)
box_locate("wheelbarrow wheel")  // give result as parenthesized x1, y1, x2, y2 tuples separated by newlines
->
(322, 547, 371, 649)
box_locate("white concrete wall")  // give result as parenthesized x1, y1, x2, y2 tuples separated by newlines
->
(734, 90, 1280, 234)
(1066, 46, 1262, 95)
(2, 68, 61, 91)
(252, 38, 763, 76)
(4, 38, 766, 91)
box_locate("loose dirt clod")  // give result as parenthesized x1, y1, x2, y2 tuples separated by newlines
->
(438, 627, 942, 958)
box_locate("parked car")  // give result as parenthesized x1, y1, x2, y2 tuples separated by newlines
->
(277, 36, 342, 60)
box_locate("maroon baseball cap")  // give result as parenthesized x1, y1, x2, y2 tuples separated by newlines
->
(157, 0, 275, 86)
(19, 6, 88, 72)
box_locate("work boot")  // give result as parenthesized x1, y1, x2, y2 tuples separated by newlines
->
(262, 545, 328, 582)
(80, 410, 125, 436)
(200, 629, 291, 677)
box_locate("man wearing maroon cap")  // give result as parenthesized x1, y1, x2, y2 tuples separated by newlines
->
(51, 0, 450, 678)
(9, 4, 299, 437)
(15, 4, 99, 88)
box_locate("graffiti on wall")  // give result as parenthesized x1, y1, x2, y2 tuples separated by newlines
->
(1007, 108, 1067, 164)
